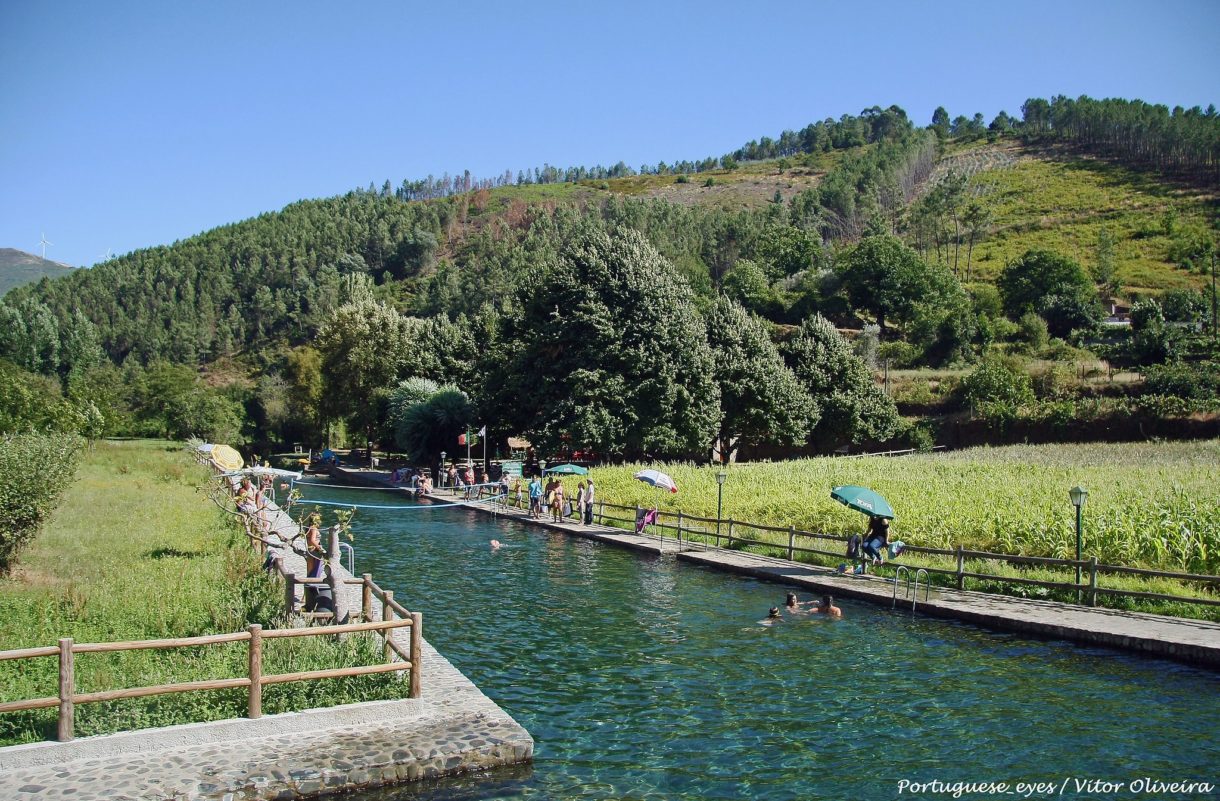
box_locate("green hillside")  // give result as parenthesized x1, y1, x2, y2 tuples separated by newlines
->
(0, 249, 75, 295)
(1, 94, 1217, 457)
(950, 142, 1215, 295)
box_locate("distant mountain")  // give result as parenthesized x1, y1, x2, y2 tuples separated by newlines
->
(0, 249, 76, 295)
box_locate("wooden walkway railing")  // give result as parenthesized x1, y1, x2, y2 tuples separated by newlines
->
(502, 496, 1220, 610)
(0, 615, 420, 742)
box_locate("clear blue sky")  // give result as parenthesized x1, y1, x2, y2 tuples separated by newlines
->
(2, 0, 1217, 268)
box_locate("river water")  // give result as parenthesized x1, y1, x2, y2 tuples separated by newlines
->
(298, 484, 1219, 800)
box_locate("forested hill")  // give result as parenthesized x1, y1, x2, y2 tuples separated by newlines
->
(0, 249, 75, 296)
(2, 93, 1217, 380)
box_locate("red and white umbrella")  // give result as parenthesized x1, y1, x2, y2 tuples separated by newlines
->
(634, 469, 678, 493)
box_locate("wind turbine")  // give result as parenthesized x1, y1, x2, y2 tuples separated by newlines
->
(97, 248, 113, 262)
(39, 232, 53, 260)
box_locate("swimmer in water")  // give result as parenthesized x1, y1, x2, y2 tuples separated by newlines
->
(811, 594, 842, 618)
(759, 606, 784, 626)
(490, 539, 502, 550)
(784, 592, 809, 613)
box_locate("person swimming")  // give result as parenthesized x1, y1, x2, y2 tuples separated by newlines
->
(812, 595, 842, 618)
(490, 539, 502, 550)
(759, 606, 784, 626)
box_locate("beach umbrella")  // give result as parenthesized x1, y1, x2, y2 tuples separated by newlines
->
(544, 463, 588, 476)
(210, 444, 244, 472)
(830, 485, 894, 519)
(634, 469, 677, 493)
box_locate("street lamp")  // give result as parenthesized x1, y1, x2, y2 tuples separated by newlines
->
(439, 451, 446, 488)
(716, 470, 727, 539)
(1069, 485, 1088, 596)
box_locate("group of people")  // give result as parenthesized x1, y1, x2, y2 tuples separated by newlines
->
(233, 474, 276, 535)
(762, 592, 843, 624)
(522, 475, 595, 524)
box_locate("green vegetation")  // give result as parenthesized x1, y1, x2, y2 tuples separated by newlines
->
(0, 433, 82, 572)
(0, 94, 1216, 460)
(590, 441, 1219, 572)
(969, 156, 1214, 293)
(586, 441, 1220, 617)
(0, 440, 405, 746)
(0, 248, 75, 296)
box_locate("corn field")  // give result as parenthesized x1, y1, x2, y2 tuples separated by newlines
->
(586, 441, 1220, 574)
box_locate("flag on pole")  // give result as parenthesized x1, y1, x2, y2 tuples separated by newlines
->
(477, 425, 487, 437)
(458, 432, 467, 446)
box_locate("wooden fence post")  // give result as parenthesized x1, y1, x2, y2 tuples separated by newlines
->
(676, 511, 684, 549)
(597, 500, 604, 525)
(284, 573, 296, 615)
(326, 525, 349, 624)
(247, 624, 262, 719)
(1088, 557, 1098, 607)
(57, 637, 74, 742)
(955, 546, 964, 591)
(361, 574, 373, 622)
(727, 519, 735, 549)
(409, 612, 423, 699)
(788, 526, 795, 562)
(634, 505, 641, 535)
(382, 590, 395, 663)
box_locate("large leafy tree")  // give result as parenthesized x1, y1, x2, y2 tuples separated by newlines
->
(315, 297, 421, 446)
(997, 249, 1101, 337)
(838, 234, 940, 333)
(487, 225, 719, 459)
(781, 315, 900, 449)
(705, 298, 816, 462)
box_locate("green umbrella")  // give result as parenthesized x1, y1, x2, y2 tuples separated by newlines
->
(831, 485, 895, 519)
(544, 463, 588, 476)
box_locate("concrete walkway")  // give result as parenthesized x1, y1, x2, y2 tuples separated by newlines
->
(329, 468, 1220, 669)
(0, 482, 533, 801)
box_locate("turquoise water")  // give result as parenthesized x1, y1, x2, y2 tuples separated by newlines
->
(300, 485, 1219, 800)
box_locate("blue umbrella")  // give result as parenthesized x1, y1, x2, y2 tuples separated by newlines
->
(831, 485, 895, 519)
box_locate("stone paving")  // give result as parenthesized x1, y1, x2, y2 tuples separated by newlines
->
(0, 479, 533, 800)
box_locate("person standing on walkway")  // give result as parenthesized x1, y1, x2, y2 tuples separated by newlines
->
(528, 475, 543, 519)
(576, 481, 587, 524)
(551, 481, 566, 523)
(584, 478, 595, 525)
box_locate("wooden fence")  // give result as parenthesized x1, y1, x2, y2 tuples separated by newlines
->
(502, 496, 1220, 611)
(0, 613, 421, 742)
(0, 466, 426, 744)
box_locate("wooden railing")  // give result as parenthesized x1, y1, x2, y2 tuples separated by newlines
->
(0, 615, 420, 742)
(578, 500, 1220, 610)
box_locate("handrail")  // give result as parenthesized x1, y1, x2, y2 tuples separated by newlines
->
(0, 616, 418, 742)
(587, 495, 1220, 611)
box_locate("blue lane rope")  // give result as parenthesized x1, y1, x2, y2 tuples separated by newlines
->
(292, 494, 507, 511)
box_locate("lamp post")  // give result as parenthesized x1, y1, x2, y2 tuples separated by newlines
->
(439, 451, 446, 488)
(716, 470, 727, 539)
(1069, 485, 1088, 598)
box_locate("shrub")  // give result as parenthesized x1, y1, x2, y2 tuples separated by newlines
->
(960, 355, 1034, 411)
(0, 433, 83, 572)
(1143, 362, 1220, 400)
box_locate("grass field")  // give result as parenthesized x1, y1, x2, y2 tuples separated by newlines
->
(588, 440, 1220, 573)
(583, 441, 1220, 618)
(966, 149, 1215, 294)
(0, 440, 403, 746)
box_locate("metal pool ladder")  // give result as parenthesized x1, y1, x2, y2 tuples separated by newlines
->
(893, 566, 930, 611)
(338, 541, 355, 574)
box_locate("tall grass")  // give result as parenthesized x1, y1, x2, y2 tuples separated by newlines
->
(0, 440, 404, 746)
(587, 441, 1220, 574)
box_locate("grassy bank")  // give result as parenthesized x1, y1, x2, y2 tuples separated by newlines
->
(584, 441, 1220, 619)
(0, 440, 403, 746)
